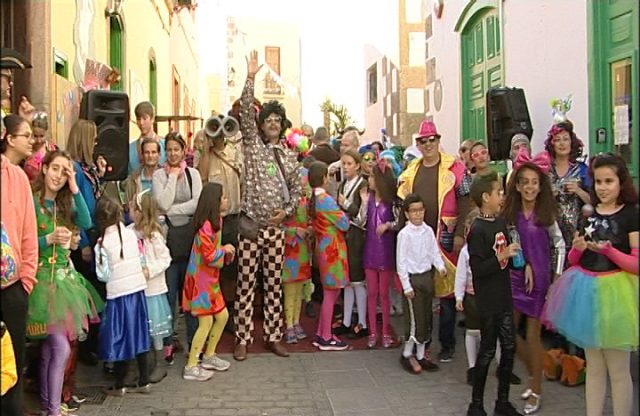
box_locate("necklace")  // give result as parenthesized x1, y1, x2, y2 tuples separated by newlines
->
(479, 211, 496, 219)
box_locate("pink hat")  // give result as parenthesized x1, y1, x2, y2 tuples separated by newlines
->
(417, 120, 441, 139)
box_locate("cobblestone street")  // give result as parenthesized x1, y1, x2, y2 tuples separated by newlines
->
(59, 317, 639, 416)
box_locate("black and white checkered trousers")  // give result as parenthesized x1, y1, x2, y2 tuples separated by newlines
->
(234, 226, 285, 344)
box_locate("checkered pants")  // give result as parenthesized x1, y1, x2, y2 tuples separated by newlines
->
(234, 226, 285, 344)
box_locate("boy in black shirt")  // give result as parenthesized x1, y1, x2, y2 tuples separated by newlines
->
(466, 171, 523, 416)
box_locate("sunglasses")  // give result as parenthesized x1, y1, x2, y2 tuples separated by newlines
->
(362, 154, 375, 162)
(416, 136, 439, 145)
(264, 116, 282, 124)
(471, 148, 488, 160)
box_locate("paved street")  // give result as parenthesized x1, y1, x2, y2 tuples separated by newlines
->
(59, 316, 638, 416)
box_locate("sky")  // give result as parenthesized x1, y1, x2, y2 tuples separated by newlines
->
(195, 0, 394, 128)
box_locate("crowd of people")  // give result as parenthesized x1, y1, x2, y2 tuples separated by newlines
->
(1, 49, 638, 416)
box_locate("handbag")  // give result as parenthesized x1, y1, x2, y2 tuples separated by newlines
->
(165, 169, 196, 261)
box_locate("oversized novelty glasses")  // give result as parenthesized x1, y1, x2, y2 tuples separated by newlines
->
(264, 116, 282, 124)
(471, 148, 488, 160)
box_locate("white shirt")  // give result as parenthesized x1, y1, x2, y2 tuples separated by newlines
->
(396, 222, 446, 294)
(454, 245, 474, 301)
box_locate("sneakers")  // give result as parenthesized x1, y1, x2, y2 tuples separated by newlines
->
(438, 348, 454, 362)
(183, 365, 214, 381)
(61, 399, 81, 413)
(294, 324, 307, 340)
(71, 394, 87, 404)
(332, 323, 351, 336)
(163, 345, 175, 365)
(347, 324, 369, 339)
(104, 386, 127, 396)
(200, 354, 230, 371)
(285, 327, 298, 344)
(315, 336, 349, 351)
(382, 335, 394, 349)
(367, 334, 377, 349)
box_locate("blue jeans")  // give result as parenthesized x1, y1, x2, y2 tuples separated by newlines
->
(438, 296, 457, 352)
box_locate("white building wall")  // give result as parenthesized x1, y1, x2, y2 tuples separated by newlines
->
(426, 0, 589, 156)
(364, 45, 385, 145)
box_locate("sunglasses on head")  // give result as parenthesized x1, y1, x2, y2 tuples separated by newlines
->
(417, 136, 439, 145)
(471, 148, 488, 160)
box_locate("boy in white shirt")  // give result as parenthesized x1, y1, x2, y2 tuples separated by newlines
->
(396, 193, 446, 374)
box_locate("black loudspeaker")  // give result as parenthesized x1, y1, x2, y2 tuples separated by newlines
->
(79, 90, 130, 181)
(486, 87, 533, 160)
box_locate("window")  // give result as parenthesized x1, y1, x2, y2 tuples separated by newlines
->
(54, 49, 69, 79)
(149, 58, 157, 109)
(367, 64, 377, 105)
(171, 67, 180, 132)
(264, 46, 282, 95)
(109, 14, 124, 91)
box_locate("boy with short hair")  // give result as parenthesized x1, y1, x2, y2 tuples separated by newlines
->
(466, 171, 522, 416)
(129, 101, 166, 174)
(396, 193, 446, 374)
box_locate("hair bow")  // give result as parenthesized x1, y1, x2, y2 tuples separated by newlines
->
(135, 188, 151, 210)
(514, 148, 551, 174)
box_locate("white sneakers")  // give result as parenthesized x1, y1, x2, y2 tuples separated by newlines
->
(200, 354, 231, 371)
(183, 354, 231, 381)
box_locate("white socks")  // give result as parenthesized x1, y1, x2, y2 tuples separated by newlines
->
(343, 286, 355, 327)
(416, 342, 426, 360)
(354, 285, 367, 328)
(465, 329, 481, 368)
(403, 339, 415, 358)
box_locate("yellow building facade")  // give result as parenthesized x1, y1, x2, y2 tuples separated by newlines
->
(11, 0, 207, 147)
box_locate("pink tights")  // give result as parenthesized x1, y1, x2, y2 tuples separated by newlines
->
(365, 269, 393, 337)
(316, 289, 340, 340)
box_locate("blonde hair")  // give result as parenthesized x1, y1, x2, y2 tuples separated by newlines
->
(66, 119, 97, 166)
(131, 192, 162, 240)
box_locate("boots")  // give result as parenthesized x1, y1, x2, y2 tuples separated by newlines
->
(148, 349, 167, 384)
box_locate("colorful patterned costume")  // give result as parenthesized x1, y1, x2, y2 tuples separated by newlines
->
(311, 189, 350, 289)
(183, 220, 226, 316)
(26, 195, 103, 341)
(282, 169, 311, 284)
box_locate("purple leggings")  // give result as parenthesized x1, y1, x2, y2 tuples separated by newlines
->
(40, 331, 71, 415)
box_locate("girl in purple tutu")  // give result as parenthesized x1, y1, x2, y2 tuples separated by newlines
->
(502, 150, 565, 415)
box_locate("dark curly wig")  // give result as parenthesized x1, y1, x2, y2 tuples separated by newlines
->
(258, 100, 289, 138)
(544, 121, 584, 162)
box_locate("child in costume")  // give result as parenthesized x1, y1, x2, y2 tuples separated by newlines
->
(362, 162, 398, 349)
(282, 165, 312, 344)
(397, 193, 446, 374)
(26, 150, 103, 416)
(95, 197, 151, 396)
(182, 183, 235, 381)
(334, 150, 369, 340)
(308, 161, 351, 351)
(542, 153, 638, 416)
(501, 150, 565, 415)
(466, 171, 523, 416)
(127, 189, 172, 382)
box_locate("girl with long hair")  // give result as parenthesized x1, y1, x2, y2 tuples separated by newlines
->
(95, 197, 151, 396)
(27, 150, 103, 416)
(308, 161, 351, 351)
(502, 151, 565, 415)
(182, 183, 235, 381)
(362, 162, 398, 349)
(543, 153, 638, 416)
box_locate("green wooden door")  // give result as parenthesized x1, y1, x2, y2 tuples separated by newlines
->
(589, 0, 639, 182)
(109, 15, 124, 92)
(461, 10, 502, 143)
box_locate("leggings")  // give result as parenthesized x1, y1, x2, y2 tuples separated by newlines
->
(114, 352, 150, 389)
(62, 340, 79, 403)
(365, 269, 393, 337)
(316, 289, 340, 340)
(283, 281, 304, 328)
(40, 331, 71, 415)
(186, 309, 229, 368)
(585, 348, 632, 416)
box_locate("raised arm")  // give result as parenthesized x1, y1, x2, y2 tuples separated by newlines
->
(239, 50, 263, 146)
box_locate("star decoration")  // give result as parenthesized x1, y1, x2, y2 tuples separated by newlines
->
(584, 223, 596, 239)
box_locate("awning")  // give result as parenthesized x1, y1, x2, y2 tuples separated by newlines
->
(155, 115, 203, 122)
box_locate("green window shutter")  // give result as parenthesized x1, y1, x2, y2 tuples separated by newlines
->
(149, 59, 157, 108)
(109, 15, 123, 91)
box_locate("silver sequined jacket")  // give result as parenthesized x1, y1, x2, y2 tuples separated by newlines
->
(239, 77, 301, 226)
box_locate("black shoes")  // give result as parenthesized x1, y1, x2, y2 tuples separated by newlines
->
(495, 401, 524, 416)
(304, 302, 316, 318)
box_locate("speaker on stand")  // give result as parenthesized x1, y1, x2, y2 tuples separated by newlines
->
(79, 90, 130, 181)
(486, 87, 533, 161)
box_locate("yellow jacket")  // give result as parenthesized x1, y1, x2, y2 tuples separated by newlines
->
(1, 323, 17, 396)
